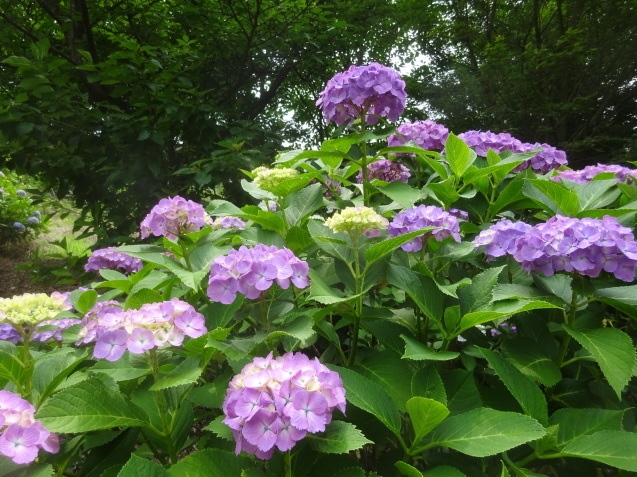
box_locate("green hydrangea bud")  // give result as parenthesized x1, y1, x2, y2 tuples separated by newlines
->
(0, 293, 69, 327)
(252, 167, 299, 192)
(324, 206, 389, 234)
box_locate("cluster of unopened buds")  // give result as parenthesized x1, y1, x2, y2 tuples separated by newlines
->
(85, 247, 143, 275)
(140, 196, 207, 241)
(388, 205, 462, 252)
(358, 159, 410, 184)
(77, 298, 207, 361)
(316, 62, 406, 125)
(207, 245, 309, 304)
(552, 164, 637, 185)
(223, 352, 346, 459)
(0, 292, 72, 341)
(0, 391, 59, 464)
(324, 206, 388, 237)
(251, 167, 299, 192)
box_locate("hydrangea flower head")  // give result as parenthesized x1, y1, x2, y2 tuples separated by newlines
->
(388, 205, 462, 252)
(77, 298, 206, 361)
(223, 352, 346, 459)
(210, 216, 246, 231)
(316, 63, 406, 125)
(207, 245, 309, 304)
(511, 215, 637, 282)
(0, 293, 71, 329)
(388, 120, 449, 151)
(251, 167, 299, 193)
(32, 318, 82, 342)
(85, 247, 143, 275)
(324, 206, 389, 235)
(140, 196, 207, 241)
(513, 143, 568, 174)
(552, 164, 637, 185)
(473, 220, 533, 260)
(357, 159, 411, 184)
(0, 391, 59, 464)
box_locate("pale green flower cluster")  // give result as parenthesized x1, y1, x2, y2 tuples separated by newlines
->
(0, 293, 69, 326)
(325, 206, 389, 234)
(252, 167, 299, 192)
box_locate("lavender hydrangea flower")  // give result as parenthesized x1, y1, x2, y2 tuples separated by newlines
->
(12, 222, 25, 233)
(32, 318, 82, 342)
(388, 120, 449, 151)
(473, 220, 533, 260)
(552, 164, 637, 185)
(85, 247, 144, 275)
(0, 324, 20, 344)
(77, 298, 207, 361)
(207, 245, 309, 304)
(357, 159, 411, 184)
(457, 130, 567, 173)
(511, 215, 637, 282)
(0, 391, 59, 464)
(316, 63, 406, 126)
(15, 190, 26, 197)
(25, 217, 39, 225)
(211, 216, 246, 231)
(223, 352, 346, 459)
(388, 205, 462, 252)
(140, 196, 207, 241)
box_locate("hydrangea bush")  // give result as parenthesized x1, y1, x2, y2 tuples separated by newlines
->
(1, 62, 636, 477)
(0, 170, 46, 244)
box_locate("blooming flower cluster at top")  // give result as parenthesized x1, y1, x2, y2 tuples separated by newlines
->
(85, 247, 143, 275)
(324, 206, 389, 237)
(551, 164, 637, 185)
(0, 292, 71, 329)
(457, 130, 568, 174)
(0, 391, 59, 464)
(140, 196, 207, 241)
(388, 205, 462, 252)
(207, 245, 309, 304)
(476, 215, 637, 282)
(316, 63, 406, 125)
(473, 220, 533, 260)
(357, 159, 411, 184)
(388, 120, 450, 151)
(223, 352, 346, 459)
(210, 216, 246, 231)
(76, 298, 206, 361)
(252, 167, 299, 193)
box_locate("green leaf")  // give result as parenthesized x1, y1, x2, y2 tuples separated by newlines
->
(533, 274, 573, 304)
(574, 179, 621, 211)
(69, 289, 98, 314)
(308, 269, 352, 304)
(407, 397, 449, 445)
(308, 421, 371, 454)
(308, 219, 354, 263)
(364, 229, 434, 266)
(549, 408, 624, 448)
(388, 265, 444, 322)
(36, 375, 149, 432)
(90, 356, 151, 382)
(562, 326, 636, 398)
(328, 365, 402, 435)
(285, 183, 324, 227)
(445, 133, 475, 178)
(0, 341, 25, 387)
(458, 266, 504, 315)
(459, 300, 561, 334)
(33, 348, 88, 404)
(355, 351, 414, 411)
(118, 454, 169, 477)
(150, 357, 202, 391)
(378, 181, 423, 208)
(477, 348, 548, 425)
(167, 449, 252, 477)
(427, 408, 546, 457)
(562, 431, 637, 471)
(411, 365, 447, 405)
(523, 179, 579, 216)
(422, 466, 466, 477)
(501, 339, 562, 387)
(594, 284, 637, 305)
(124, 288, 164, 309)
(395, 461, 424, 477)
(402, 335, 459, 361)
(488, 172, 528, 216)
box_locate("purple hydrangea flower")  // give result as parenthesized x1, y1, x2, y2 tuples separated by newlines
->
(15, 190, 26, 197)
(552, 164, 637, 185)
(77, 298, 207, 361)
(0, 391, 59, 464)
(12, 222, 25, 233)
(388, 205, 462, 252)
(388, 120, 449, 151)
(456, 130, 568, 174)
(223, 352, 346, 459)
(511, 215, 637, 282)
(31, 211, 41, 219)
(140, 196, 207, 241)
(357, 159, 411, 184)
(0, 324, 20, 344)
(32, 318, 82, 342)
(211, 216, 246, 231)
(207, 245, 310, 304)
(473, 220, 533, 260)
(85, 247, 144, 275)
(25, 217, 39, 225)
(316, 63, 406, 126)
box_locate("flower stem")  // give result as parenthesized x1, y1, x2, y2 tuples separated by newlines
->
(284, 450, 293, 477)
(149, 349, 178, 464)
(347, 233, 363, 367)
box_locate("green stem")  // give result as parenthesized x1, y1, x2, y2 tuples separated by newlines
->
(278, 196, 289, 233)
(556, 291, 578, 367)
(358, 119, 369, 206)
(284, 450, 293, 477)
(347, 233, 363, 367)
(149, 349, 178, 464)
